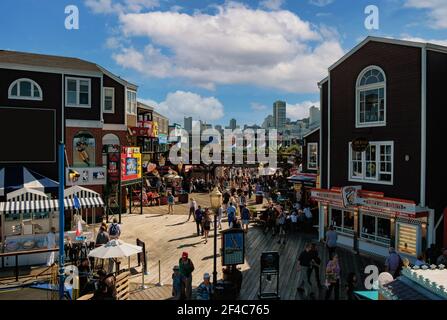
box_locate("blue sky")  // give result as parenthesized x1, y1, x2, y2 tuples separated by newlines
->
(1, 0, 446, 126)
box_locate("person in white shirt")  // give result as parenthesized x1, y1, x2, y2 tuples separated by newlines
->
(188, 198, 198, 222)
(216, 205, 223, 230)
(46, 227, 57, 267)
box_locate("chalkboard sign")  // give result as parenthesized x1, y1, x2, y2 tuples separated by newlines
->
(261, 251, 279, 273)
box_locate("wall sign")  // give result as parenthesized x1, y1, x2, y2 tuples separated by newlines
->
(351, 137, 370, 152)
(66, 167, 107, 186)
(342, 186, 362, 208)
(120, 147, 142, 182)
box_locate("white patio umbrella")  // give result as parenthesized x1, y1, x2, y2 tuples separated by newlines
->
(88, 239, 142, 259)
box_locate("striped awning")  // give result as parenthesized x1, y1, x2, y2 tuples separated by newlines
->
(64, 196, 104, 210)
(0, 199, 59, 214)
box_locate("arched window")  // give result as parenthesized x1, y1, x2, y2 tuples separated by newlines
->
(73, 131, 96, 168)
(356, 66, 386, 127)
(8, 78, 43, 100)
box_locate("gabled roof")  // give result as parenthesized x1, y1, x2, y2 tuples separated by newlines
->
(0, 50, 100, 72)
(303, 127, 320, 138)
(328, 36, 447, 72)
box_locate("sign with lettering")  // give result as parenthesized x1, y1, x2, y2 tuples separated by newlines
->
(342, 186, 362, 208)
(352, 137, 370, 152)
(221, 229, 245, 266)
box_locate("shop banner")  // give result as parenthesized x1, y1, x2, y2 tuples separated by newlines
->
(342, 185, 362, 208)
(158, 133, 167, 144)
(66, 167, 107, 186)
(121, 147, 142, 182)
(152, 121, 159, 137)
(221, 229, 245, 266)
(356, 197, 418, 217)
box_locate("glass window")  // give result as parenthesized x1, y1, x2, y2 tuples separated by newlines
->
(8, 79, 42, 100)
(307, 143, 318, 170)
(330, 208, 354, 235)
(104, 87, 114, 113)
(356, 67, 386, 127)
(66, 77, 91, 107)
(127, 90, 137, 114)
(362, 214, 376, 236)
(361, 213, 391, 245)
(350, 142, 393, 184)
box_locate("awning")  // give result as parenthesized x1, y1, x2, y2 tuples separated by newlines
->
(64, 197, 104, 209)
(0, 166, 59, 195)
(1, 199, 59, 214)
(287, 173, 317, 183)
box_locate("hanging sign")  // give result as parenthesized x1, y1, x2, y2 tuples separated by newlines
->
(351, 137, 369, 152)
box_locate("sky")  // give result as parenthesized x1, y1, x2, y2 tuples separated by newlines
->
(1, 0, 446, 127)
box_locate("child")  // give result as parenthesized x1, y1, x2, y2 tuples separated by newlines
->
(172, 265, 182, 300)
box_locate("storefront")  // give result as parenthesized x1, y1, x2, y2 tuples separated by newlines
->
(311, 187, 434, 261)
(287, 173, 318, 205)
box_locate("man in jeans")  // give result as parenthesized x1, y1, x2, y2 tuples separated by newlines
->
(195, 206, 203, 236)
(297, 243, 313, 298)
(179, 252, 195, 300)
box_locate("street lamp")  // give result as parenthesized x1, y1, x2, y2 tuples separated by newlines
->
(209, 186, 222, 286)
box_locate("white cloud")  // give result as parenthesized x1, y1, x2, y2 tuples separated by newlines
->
(251, 102, 268, 111)
(401, 35, 447, 47)
(404, 0, 447, 29)
(170, 5, 183, 12)
(260, 0, 284, 11)
(139, 91, 225, 123)
(113, 3, 344, 93)
(287, 101, 319, 120)
(105, 36, 121, 49)
(84, 0, 159, 14)
(309, 0, 334, 7)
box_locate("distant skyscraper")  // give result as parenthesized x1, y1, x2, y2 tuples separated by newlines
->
(273, 100, 286, 130)
(262, 115, 274, 129)
(229, 118, 237, 130)
(184, 116, 192, 132)
(309, 106, 321, 126)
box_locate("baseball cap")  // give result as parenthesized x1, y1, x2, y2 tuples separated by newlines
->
(203, 273, 210, 279)
(173, 265, 179, 271)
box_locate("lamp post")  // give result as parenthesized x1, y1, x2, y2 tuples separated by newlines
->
(209, 186, 222, 286)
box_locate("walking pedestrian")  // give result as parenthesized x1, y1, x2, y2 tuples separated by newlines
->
(195, 206, 203, 236)
(46, 227, 57, 266)
(179, 252, 195, 300)
(95, 226, 110, 246)
(167, 191, 175, 214)
(297, 243, 312, 298)
(216, 204, 223, 230)
(241, 205, 250, 233)
(325, 254, 341, 300)
(227, 203, 236, 228)
(203, 209, 211, 244)
(385, 247, 403, 278)
(325, 226, 338, 259)
(277, 210, 287, 245)
(188, 198, 197, 221)
(307, 243, 322, 289)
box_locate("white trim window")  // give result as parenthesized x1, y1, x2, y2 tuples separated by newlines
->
(329, 207, 355, 235)
(65, 77, 91, 108)
(307, 142, 318, 170)
(356, 66, 386, 127)
(126, 90, 137, 115)
(349, 141, 393, 185)
(103, 87, 115, 113)
(360, 212, 391, 245)
(8, 78, 43, 101)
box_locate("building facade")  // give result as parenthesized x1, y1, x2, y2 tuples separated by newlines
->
(313, 37, 447, 260)
(273, 100, 286, 130)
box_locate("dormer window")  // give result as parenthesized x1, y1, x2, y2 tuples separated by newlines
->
(356, 66, 386, 127)
(8, 78, 43, 101)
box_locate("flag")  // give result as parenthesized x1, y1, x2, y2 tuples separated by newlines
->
(76, 219, 83, 237)
(73, 195, 81, 210)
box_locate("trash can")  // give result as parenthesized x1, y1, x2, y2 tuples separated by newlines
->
(256, 192, 263, 204)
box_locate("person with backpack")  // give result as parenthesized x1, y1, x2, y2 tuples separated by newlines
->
(108, 218, 121, 240)
(179, 252, 195, 300)
(96, 226, 110, 246)
(195, 205, 204, 236)
(385, 247, 403, 278)
(241, 205, 251, 234)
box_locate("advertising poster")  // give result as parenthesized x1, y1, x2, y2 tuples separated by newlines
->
(107, 152, 120, 183)
(121, 147, 142, 182)
(66, 167, 107, 186)
(73, 133, 96, 167)
(152, 121, 159, 137)
(221, 229, 245, 266)
(158, 133, 167, 144)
